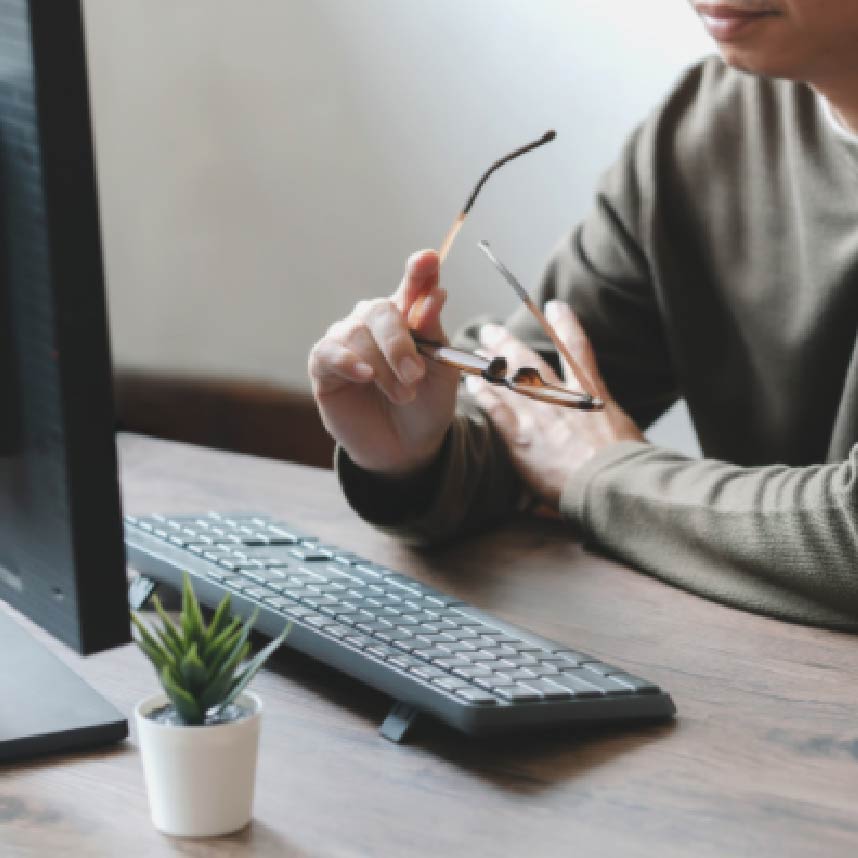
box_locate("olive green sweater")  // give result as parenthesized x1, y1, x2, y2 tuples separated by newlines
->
(336, 56, 858, 631)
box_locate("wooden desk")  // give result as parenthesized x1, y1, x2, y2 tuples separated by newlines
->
(3, 435, 857, 857)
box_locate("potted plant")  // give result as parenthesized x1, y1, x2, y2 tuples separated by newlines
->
(132, 573, 290, 837)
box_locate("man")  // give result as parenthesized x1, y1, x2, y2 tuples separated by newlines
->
(308, 1, 858, 630)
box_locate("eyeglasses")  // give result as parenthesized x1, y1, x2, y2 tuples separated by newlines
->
(412, 335, 602, 410)
(411, 131, 604, 411)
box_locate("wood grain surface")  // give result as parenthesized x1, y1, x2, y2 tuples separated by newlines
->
(2, 434, 857, 857)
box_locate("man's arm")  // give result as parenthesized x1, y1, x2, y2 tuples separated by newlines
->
(561, 440, 858, 629)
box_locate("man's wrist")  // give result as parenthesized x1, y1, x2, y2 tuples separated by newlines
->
(347, 436, 448, 482)
(336, 429, 453, 527)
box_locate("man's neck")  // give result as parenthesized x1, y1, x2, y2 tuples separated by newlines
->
(812, 75, 858, 136)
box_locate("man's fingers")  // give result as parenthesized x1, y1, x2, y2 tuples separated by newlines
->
(354, 298, 425, 387)
(465, 376, 520, 439)
(544, 301, 609, 399)
(308, 339, 374, 396)
(334, 320, 417, 404)
(478, 323, 561, 384)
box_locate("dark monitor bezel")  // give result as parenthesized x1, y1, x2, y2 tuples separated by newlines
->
(0, 0, 129, 655)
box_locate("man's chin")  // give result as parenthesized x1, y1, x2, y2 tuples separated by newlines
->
(717, 46, 804, 81)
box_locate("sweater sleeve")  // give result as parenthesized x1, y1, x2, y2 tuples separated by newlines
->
(562, 440, 858, 629)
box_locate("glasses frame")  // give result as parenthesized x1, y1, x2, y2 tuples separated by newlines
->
(412, 335, 604, 411)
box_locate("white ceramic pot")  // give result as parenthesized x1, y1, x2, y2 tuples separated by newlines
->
(135, 691, 262, 837)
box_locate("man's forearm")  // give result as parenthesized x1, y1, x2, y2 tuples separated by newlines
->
(562, 441, 858, 629)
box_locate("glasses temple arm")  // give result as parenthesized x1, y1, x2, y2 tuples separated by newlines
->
(412, 336, 508, 380)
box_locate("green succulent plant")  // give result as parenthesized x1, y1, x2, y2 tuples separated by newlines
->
(131, 573, 290, 726)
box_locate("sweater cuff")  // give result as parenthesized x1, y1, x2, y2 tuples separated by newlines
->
(335, 432, 450, 529)
(559, 440, 653, 531)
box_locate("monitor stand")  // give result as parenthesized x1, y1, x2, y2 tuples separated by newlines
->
(0, 607, 128, 762)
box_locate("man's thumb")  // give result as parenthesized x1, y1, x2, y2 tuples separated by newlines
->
(409, 287, 448, 342)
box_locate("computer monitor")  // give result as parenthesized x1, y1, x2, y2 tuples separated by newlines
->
(0, 0, 129, 759)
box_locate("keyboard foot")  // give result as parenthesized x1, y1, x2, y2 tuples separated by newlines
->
(128, 575, 158, 611)
(379, 702, 419, 744)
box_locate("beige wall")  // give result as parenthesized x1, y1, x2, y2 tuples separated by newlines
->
(83, 0, 711, 396)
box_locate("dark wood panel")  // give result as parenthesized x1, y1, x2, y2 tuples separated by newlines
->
(114, 370, 335, 469)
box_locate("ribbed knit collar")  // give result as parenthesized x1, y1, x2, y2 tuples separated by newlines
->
(819, 95, 858, 145)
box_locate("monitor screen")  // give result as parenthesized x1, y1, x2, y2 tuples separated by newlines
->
(0, 0, 129, 654)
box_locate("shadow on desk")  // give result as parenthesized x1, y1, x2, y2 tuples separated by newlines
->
(262, 643, 676, 797)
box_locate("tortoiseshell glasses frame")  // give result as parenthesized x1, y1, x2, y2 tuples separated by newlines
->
(412, 335, 603, 410)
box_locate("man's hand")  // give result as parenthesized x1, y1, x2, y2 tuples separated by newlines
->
(308, 250, 459, 477)
(466, 300, 645, 510)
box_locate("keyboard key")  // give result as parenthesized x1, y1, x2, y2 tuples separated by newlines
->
(432, 676, 469, 692)
(416, 633, 458, 646)
(448, 628, 480, 640)
(548, 673, 604, 698)
(354, 563, 385, 579)
(280, 605, 315, 620)
(324, 624, 351, 639)
(530, 663, 561, 677)
(244, 586, 273, 600)
(552, 649, 591, 665)
(264, 526, 301, 543)
(410, 664, 445, 681)
(455, 688, 497, 705)
(451, 665, 492, 680)
(305, 614, 337, 629)
(581, 662, 620, 677)
(411, 623, 442, 636)
(387, 655, 425, 672)
(432, 657, 471, 671)
(290, 546, 329, 561)
(558, 669, 632, 696)
(366, 645, 398, 660)
(374, 629, 413, 644)
(479, 646, 518, 659)
(521, 679, 573, 700)
(498, 654, 539, 669)
(610, 674, 660, 694)
(498, 668, 539, 682)
(458, 650, 498, 664)
(305, 543, 337, 559)
(413, 647, 451, 662)
(495, 684, 541, 703)
(437, 641, 476, 655)
(474, 674, 515, 690)
(356, 620, 394, 636)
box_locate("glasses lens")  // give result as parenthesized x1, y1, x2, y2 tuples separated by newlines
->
(507, 368, 597, 409)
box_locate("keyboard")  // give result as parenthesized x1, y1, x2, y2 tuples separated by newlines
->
(124, 512, 675, 738)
